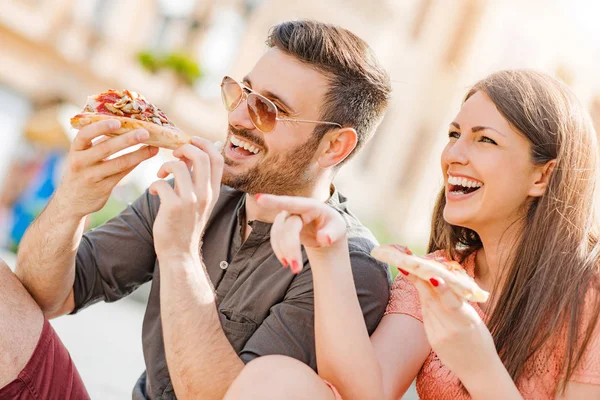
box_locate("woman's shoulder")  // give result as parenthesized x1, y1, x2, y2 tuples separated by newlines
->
(568, 277, 600, 384)
(580, 276, 600, 321)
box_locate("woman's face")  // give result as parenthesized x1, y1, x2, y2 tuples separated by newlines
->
(441, 91, 545, 232)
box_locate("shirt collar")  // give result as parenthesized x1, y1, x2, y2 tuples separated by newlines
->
(235, 184, 340, 235)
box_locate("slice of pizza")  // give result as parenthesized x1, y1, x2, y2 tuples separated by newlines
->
(371, 244, 489, 302)
(70, 89, 191, 150)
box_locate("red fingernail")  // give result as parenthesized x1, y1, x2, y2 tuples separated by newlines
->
(291, 260, 299, 273)
(281, 258, 288, 267)
(398, 268, 409, 276)
(393, 245, 412, 255)
(254, 193, 262, 200)
(430, 278, 439, 287)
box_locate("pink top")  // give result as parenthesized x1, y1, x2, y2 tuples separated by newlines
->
(385, 250, 600, 399)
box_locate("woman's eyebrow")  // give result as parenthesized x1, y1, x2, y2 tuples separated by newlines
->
(472, 125, 506, 137)
(450, 122, 505, 137)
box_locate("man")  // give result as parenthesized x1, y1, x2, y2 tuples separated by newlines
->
(16, 20, 392, 399)
(0, 260, 89, 399)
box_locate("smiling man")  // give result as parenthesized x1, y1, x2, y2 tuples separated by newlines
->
(16, 20, 392, 399)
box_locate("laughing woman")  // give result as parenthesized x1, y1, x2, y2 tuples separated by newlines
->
(224, 70, 600, 400)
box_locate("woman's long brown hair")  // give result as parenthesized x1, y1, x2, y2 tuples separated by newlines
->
(428, 70, 600, 393)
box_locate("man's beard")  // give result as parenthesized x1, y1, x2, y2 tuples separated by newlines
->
(221, 126, 321, 196)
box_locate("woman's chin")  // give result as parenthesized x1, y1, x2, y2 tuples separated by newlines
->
(443, 209, 477, 231)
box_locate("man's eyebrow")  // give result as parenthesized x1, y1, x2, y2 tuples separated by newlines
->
(242, 76, 296, 113)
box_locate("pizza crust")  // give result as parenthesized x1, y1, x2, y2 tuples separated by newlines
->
(371, 245, 489, 302)
(70, 113, 191, 150)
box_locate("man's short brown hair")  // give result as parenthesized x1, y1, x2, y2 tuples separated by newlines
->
(266, 20, 391, 165)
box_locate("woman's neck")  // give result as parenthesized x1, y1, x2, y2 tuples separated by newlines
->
(474, 218, 524, 293)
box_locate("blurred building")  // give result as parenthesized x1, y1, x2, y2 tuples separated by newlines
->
(2, 0, 600, 249)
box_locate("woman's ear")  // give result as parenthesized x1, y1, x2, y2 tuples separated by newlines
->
(528, 159, 556, 197)
(317, 128, 358, 169)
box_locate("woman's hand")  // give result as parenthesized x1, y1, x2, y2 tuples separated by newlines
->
(406, 270, 521, 398)
(412, 275, 497, 376)
(255, 194, 347, 273)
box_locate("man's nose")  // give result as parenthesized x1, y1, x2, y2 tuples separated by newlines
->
(228, 96, 255, 131)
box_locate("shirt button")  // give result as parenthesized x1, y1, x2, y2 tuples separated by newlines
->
(219, 261, 229, 270)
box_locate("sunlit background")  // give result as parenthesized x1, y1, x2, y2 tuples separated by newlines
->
(2, 0, 600, 398)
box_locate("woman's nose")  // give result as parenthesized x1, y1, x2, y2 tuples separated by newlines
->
(444, 139, 469, 165)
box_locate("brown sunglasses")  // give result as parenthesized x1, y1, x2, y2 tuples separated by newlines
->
(220, 76, 342, 133)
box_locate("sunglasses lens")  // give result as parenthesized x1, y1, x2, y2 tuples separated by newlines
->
(221, 77, 242, 111)
(247, 93, 277, 132)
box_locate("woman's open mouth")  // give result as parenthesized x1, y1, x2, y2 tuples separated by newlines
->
(447, 175, 483, 197)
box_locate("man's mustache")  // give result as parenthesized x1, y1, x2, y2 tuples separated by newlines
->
(228, 125, 266, 149)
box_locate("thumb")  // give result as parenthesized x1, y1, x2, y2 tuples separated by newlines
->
(316, 224, 345, 247)
(316, 229, 333, 247)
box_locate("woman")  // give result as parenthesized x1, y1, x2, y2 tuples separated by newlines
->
(224, 70, 600, 399)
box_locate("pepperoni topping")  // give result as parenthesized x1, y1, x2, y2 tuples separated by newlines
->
(87, 89, 175, 127)
(96, 92, 121, 105)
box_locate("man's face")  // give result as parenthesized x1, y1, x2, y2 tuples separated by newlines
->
(221, 48, 331, 196)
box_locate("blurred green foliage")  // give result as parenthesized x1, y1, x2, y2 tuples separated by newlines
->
(369, 219, 427, 281)
(86, 196, 130, 231)
(137, 51, 203, 86)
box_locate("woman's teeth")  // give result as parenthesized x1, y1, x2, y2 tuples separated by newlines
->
(448, 175, 483, 194)
(230, 136, 260, 155)
(448, 175, 483, 188)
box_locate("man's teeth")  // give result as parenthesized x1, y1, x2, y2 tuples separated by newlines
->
(448, 176, 483, 188)
(230, 136, 260, 154)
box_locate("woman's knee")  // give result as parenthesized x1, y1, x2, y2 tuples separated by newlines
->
(226, 355, 325, 399)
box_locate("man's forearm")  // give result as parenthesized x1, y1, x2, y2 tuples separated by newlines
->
(159, 253, 243, 400)
(16, 192, 85, 315)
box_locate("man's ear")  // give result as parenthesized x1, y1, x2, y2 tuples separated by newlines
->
(528, 159, 556, 197)
(317, 128, 358, 169)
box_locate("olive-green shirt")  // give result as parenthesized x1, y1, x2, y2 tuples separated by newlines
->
(72, 184, 391, 399)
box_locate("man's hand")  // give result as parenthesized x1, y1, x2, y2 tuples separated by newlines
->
(151, 137, 235, 400)
(57, 119, 158, 218)
(16, 120, 158, 317)
(149, 137, 224, 259)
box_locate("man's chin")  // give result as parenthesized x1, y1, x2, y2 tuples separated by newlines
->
(222, 162, 247, 178)
(221, 168, 249, 190)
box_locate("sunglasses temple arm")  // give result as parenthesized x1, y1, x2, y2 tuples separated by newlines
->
(277, 118, 342, 128)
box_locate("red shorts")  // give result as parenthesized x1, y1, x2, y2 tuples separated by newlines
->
(0, 319, 90, 399)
